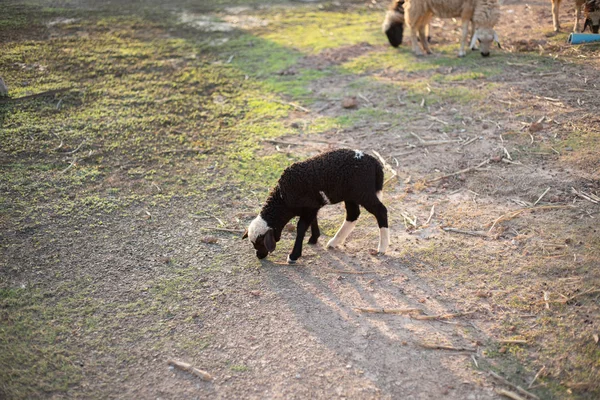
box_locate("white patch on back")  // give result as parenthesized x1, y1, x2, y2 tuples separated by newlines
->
(247, 215, 269, 243)
(354, 150, 364, 159)
(319, 191, 331, 205)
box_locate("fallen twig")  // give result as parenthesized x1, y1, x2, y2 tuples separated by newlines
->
(354, 307, 422, 315)
(272, 99, 310, 113)
(323, 268, 377, 275)
(533, 187, 550, 206)
(571, 187, 599, 204)
(496, 389, 527, 400)
(488, 371, 540, 400)
(158, 148, 205, 156)
(528, 366, 545, 389)
(0, 87, 71, 104)
(442, 227, 488, 238)
(60, 158, 77, 174)
(498, 339, 528, 344)
(425, 205, 435, 225)
(200, 227, 244, 234)
(428, 159, 490, 183)
(419, 343, 477, 352)
(59, 139, 86, 155)
(412, 311, 474, 320)
(409, 131, 461, 147)
(488, 205, 574, 233)
(167, 359, 213, 381)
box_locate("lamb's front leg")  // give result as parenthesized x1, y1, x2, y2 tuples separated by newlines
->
(410, 28, 425, 56)
(288, 210, 318, 264)
(458, 19, 470, 57)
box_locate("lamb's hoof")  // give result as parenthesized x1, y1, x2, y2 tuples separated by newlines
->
(287, 255, 297, 264)
(307, 236, 319, 245)
(369, 249, 386, 256)
(458, 52, 466, 58)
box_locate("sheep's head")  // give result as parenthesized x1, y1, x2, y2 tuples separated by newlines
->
(584, 11, 600, 33)
(243, 216, 276, 259)
(470, 28, 501, 57)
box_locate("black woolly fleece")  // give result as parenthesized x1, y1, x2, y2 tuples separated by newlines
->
(259, 149, 384, 240)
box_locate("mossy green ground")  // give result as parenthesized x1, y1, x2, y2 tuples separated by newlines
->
(1, 1, 599, 399)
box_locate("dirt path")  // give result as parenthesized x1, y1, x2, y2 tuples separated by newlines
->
(1, 0, 599, 399)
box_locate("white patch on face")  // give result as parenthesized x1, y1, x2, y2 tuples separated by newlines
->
(319, 191, 331, 205)
(354, 150, 364, 159)
(247, 215, 269, 243)
(327, 220, 357, 248)
(377, 227, 389, 254)
(376, 190, 383, 202)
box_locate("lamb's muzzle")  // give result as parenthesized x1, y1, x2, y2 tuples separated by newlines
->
(244, 149, 389, 264)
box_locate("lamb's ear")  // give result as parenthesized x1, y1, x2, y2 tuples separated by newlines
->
(469, 32, 479, 50)
(264, 229, 276, 253)
(494, 31, 502, 49)
(242, 229, 248, 239)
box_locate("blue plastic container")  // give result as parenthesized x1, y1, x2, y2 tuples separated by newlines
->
(568, 33, 600, 44)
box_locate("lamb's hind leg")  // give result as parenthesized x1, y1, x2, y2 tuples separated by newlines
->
(327, 201, 360, 248)
(362, 200, 389, 254)
(573, 0, 582, 32)
(552, 0, 561, 32)
(458, 18, 470, 57)
(307, 217, 320, 245)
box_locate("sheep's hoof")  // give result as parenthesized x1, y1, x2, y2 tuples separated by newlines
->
(458, 52, 466, 58)
(369, 249, 386, 256)
(307, 236, 319, 245)
(287, 255, 297, 264)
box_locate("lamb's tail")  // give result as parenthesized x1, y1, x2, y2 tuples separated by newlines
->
(382, 0, 405, 47)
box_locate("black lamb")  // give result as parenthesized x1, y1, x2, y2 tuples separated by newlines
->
(584, 0, 600, 33)
(243, 149, 390, 264)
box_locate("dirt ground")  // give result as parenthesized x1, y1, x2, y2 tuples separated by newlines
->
(1, 0, 599, 399)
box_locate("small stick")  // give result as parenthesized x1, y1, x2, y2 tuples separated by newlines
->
(488, 205, 574, 233)
(419, 343, 477, 352)
(0, 87, 70, 104)
(488, 371, 540, 400)
(528, 366, 545, 389)
(412, 312, 474, 320)
(461, 136, 478, 147)
(354, 307, 422, 315)
(426, 115, 449, 125)
(498, 339, 528, 344)
(390, 149, 417, 158)
(59, 139, 86, 155)
(358, 93, 372, 104)
(158, 148, 205, 156)
(442, 227, 488, 238)
(323, 268, 377, 275)
(167, 359, 213, 381)
(428, 159, 490, 183)
(201, 227, 244, 234)
(52, 132, 64, 151)
(425, 205, 435, 225)
(543, 291, 550, 309)
(272, 99, 310, 113)
(60, 158, 77, 174)
(496, 389, 527, 400)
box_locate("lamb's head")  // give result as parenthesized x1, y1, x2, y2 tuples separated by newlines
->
(584, 11, 600, 33)
(382, 0, 405, 47)
(243, 215, 276, 259)
(470, 28, 501, 57)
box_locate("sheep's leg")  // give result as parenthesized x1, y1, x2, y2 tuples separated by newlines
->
(410, 28, 424, 56)
(552, 0, 561, 32)
(458, 19, 470, 57)
(573, 2, 582, 32)
(418, 26, 432, 54)
(327, 201, 360, 249)
(307, 217, 320, 245)
(288, 209, 318, 263)
(363, 201, 389, 255)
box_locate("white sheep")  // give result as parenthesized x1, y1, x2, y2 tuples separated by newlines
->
(384, 0, 501, 57)
(243, 149, 389, 264)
